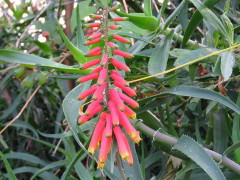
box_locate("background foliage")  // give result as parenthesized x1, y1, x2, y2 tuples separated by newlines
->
(0, 0, 240, 179)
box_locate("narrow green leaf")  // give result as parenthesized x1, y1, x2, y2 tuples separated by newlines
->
(0, 151, 17, 180)
(76, 4, 88, 52)
(31, 40, 51, 53)
(148, 30, 174, 77)
(164, 0, 186, 30)
(61, 148, 90, 180)
(223, 142, 240, 161)
(144, 0, 152, 16)
(182, 0, 220, 45)
(172, 135, 226, 180)
(31, 160, 66, 180)
(0, 88, 27, 120)
(220, 50, 235, 81)
(57, 22, 86, 64)
(141, 85, 240, 115)
(4, 152, 47, 166)
(189, 0, 228, 39)
(20, 134, 71, 160)
(232, 95, 240, 164)
(174, 162, 199, 180)
(0, 50, 90, 74)
(12, 166, 59, 180)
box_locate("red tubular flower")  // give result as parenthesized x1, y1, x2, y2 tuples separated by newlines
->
(91, 66, 103, 73)
(98, 129, 112, 168)
(124, 105, 136, 119)
(113, 35, 130, 44)
(78, 105, 102, 124)
(110, 58, 130, 72)
(97, 68, 108, 85)
(92, 83, 106, 100)
(85, 100, 102, 116)
(101, 54, 108, 65)
(109, 25, 122, 30)
(105, 114, 112, 137)
(122, 133, 133, 165)
(90, 51, 102, 57)
(113, 126, 129, 160)
(118, 110, 138, 138)
(89, 14, 103, 19)
(78, 84, 98, 100)
(113, 49, 134, 59)
(113, 81, 136, 97)
(84, 38, 101, 46)
(109, 89, 125, 111)
(88, 114, 106, 154)
(111, 72, 129, 86)
(83, 22, 101, 28)
(108, 100, 119, 126)
(78, 73, 99, 83)
(80, 59, 101, 70)
(111, 70, 122, 77)
(113, 17, 129, 21)
(85, 47, 101, 57)
(110, 4, 121, 11)
(118, 91, 139, 108)
(87, 32, 103, 40)
(107, 42, 119, 49)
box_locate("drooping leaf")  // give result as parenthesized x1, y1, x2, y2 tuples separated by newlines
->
(172, 135, 226, 180)
(0, 50, 90, 74)
(173, 47, 218, 67)
(0, 151, 18, 180)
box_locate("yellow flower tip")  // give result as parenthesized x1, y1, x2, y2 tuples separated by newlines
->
(105, 134, 112, 138)
(133, 137, 142, 144)
(120, 152, 129, 160)
(113, 122, 119, 126)
(130, 132, 136, 138)
(120, 107, 125, 112)
(97, 162, 106, 169)
(131, 114, 136, 119)
(88, 148, 95, 155)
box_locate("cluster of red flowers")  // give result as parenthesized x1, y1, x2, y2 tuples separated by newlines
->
(77, 4, 141, 168)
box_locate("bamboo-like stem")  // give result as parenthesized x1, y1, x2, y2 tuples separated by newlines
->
(128, 44, 240, 84)
(131, 119, 240, 174)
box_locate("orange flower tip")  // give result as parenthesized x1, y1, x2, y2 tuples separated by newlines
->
(130, 133, 137, 138)
(110, 4, 121, 11)
(113, 17, 129, 21)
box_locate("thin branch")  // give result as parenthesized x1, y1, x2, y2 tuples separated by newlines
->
(127, 44, 240, 84)
(0, 85, 41, 135)
(132, 119, 240, 174)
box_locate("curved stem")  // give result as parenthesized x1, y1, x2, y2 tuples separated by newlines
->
(131, 119, 240, 175)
